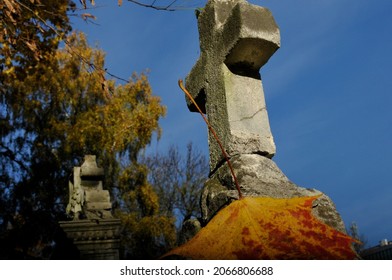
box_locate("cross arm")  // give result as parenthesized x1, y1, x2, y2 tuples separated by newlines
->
(184, 56, 208, 113)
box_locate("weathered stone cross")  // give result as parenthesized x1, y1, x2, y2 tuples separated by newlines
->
(185, 0, 280, 172)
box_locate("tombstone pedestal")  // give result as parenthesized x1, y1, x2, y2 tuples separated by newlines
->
(200, 154, 347, 233)
(59, 219, 121, 260)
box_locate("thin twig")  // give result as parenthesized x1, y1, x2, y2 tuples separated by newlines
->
(127, 0, 176, 11)
(178, 80, 243, 199)
(165, 0, 178, 10)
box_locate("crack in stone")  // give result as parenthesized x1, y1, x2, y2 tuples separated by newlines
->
(231, 106, 266, 122)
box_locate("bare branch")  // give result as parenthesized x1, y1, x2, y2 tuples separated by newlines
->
(0, 143, 30, 174)
(126, 0, 177, 11)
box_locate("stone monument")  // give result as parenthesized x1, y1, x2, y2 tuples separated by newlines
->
(59, 155, 121, 259)
(183, 0, 347, 236)
(186, 0, 279, 173)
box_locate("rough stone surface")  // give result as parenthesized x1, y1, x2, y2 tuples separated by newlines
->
(80, 155, 104, 178)
(60, 155, 121, 259)
(185, 0, 280, 171)
(181, 0, 349, 247)
(66, 155, 112, 220)
(59, 219, 121, 260)
(201, 154, 347, 233)
(178, 219, 202, 245)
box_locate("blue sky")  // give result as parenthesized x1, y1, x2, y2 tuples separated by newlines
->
(73, 0, 392, 247)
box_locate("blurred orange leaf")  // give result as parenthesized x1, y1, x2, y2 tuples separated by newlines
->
(162, 195, 358, 259)
(81, 13, 97, 21)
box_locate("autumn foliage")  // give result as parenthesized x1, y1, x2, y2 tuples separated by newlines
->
(1, 0, 359, 260)
(166, 81, 360, 260)
(162, 195, 359, 259)
(1, 26, 170, 257)
(1, 0, 204, 259)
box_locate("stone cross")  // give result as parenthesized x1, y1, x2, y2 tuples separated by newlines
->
(185, 0, 280, 172)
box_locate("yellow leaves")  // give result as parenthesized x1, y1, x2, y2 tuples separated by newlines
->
(1, 2, 169, 259)
(117, 164, 177, 258)
(118, 210, 177, 256)
(2, 67, 15, 76)
(25, 40, 41, 60)
(1, 0, 70, 72)
(2, 54, 16, 76)
(3, 30, 165, 166)
(98, 74, 166, 152)
(25, 32, 166, 157)
(139, 184, 160, 215)
(161, 196, 359, 260)
(3, 0, 16, 12)
(3, 0, 20, 24)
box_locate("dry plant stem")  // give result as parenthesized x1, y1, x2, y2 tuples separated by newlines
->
(178, 80, 243, 199)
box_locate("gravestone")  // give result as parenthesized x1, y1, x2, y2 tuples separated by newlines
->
(183, 0, 348, 236)
(59, 155, 121, 259)
(185, 0, 279, 173)
(66, 155, 112, 220)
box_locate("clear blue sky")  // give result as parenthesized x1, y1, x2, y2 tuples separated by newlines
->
(74, 0, 392, 247)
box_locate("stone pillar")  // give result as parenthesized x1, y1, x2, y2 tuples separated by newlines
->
(59, 155, 121, 259)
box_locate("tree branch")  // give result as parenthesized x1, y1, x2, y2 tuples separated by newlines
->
(126, 0, 177, 11)
(0, 143, 30, 174)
